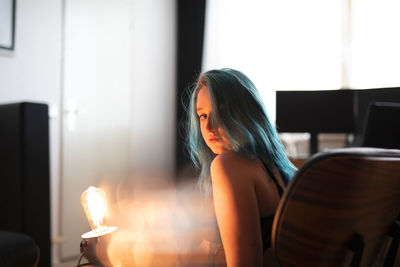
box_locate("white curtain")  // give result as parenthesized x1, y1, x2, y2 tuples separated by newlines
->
(202, 0, 400, 122)
(351, 0, 400, 89)
(202, 0, 342, 122)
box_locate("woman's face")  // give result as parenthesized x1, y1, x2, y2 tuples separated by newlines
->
(196, 86, 231, 154)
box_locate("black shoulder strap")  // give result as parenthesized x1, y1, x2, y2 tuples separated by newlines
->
(261, 161, 284, 197)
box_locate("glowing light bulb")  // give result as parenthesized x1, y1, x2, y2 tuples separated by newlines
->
(81, 186, 117, 239)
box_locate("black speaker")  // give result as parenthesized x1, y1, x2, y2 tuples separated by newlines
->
(0, 102, 51, 267)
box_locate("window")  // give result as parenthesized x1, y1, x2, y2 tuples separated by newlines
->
(202, 0, 400, 121)
(351, 0, 400, 88)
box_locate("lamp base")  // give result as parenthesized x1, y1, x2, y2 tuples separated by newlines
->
(81, 226, 117, 239)
(79, 229, 116, 267)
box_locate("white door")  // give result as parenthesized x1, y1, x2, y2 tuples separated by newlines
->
(61, 0, 133, 259)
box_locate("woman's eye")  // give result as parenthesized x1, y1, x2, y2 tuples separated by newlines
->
(198, 114, 207, 120)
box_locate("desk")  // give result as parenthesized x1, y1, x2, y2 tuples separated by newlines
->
(276, 87, 400, 154)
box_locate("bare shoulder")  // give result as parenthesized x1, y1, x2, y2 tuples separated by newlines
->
(211, 151, 251, 173)
(210, 152, 264, 266)
(210, 151, 258, 185)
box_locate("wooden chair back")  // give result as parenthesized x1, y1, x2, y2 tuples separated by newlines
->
(272, 148, 400, 267)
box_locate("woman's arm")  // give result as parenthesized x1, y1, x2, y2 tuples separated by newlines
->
(211, 152, 263, 267)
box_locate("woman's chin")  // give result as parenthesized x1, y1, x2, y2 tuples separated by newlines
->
(210, 145, 228, 155)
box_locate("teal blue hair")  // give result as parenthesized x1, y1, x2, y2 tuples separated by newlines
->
(186, 68, 296, 196)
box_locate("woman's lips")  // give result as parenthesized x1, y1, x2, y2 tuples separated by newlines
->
(208, 137, 220, 142)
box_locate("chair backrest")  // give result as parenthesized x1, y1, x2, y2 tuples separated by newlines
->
(361, 101, 400, 149)
(272, 148, 400, 267)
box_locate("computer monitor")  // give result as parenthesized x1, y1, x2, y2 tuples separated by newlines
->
(361, 101, 400, 149)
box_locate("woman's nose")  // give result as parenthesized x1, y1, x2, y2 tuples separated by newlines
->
(206, 118, 215, 131)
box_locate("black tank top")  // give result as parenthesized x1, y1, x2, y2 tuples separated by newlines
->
(260, 161, 284, 251)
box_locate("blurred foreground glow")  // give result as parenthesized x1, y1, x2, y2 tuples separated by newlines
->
(103, 177, 222, 266)
(81, 186, 117, 239)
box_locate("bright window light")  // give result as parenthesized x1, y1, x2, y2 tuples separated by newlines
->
(203, 0, 342, 121)
(203, 0, 400, 121)
(351, 0, 400, 88)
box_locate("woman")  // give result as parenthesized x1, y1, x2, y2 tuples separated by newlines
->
(186, 68, 296, 266)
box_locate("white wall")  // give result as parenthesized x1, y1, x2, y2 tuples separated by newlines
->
(0, 0, 63, 263)
(0, 0, 176, 263)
